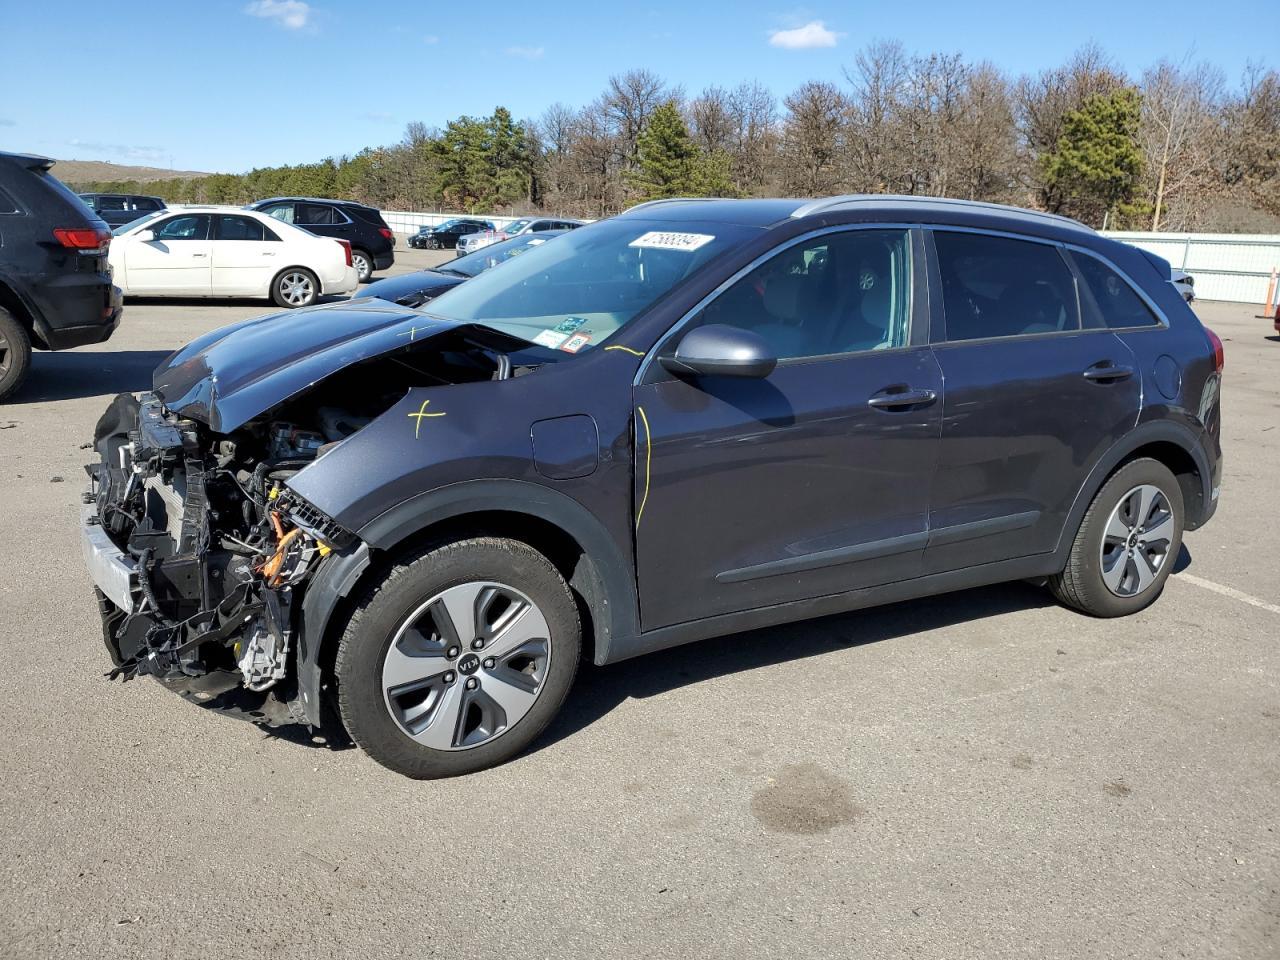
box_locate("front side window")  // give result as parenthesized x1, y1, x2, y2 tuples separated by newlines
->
(425, 218, 759, 354)
(689, 229, 912, 360)
(934, 231, 1079, 341)
(1071, 252, 1161, 329)
(216, 215, 274, 241)
(153, 215, 210, 241)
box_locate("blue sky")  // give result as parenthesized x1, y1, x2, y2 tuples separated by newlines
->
(0, 0, 1271, 173)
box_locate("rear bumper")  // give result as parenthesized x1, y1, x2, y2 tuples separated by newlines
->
(324, 266, 360, 296)
(34, 283, 123, 350)
(373, 252, 395, 270)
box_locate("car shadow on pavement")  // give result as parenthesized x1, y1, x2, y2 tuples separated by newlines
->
(10, 350, 174, 404)
(534, 581, 1057, 755)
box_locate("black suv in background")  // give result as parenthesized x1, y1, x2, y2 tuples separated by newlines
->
(0, 153, 122, 400)
(79, 193, 166, 228)
(408, 218, 494, 249)
(248, 197, 395, 282)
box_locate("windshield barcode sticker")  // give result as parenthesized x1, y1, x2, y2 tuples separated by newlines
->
(629, 231, 715, 252)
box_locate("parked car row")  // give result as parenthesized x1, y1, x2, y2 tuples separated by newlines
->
(456, 216, 583, 254)
(408, 218, 494, 249)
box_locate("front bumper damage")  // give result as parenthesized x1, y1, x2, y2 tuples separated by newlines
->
(82, 392, 353, 728)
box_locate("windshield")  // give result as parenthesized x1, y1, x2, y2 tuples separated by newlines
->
(503, 219, 533, 235)
(112, 210, 166, 236)
(423, 218, 758, 353)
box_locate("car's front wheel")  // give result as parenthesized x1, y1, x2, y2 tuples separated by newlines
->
(335, 538, 581, 778)
(271, 268, 319, 308)
(351, 249, 373, 283)
(0, 307, 32, 402)
(1050, 458, 1184, 617)
(425, 236, 439, 250)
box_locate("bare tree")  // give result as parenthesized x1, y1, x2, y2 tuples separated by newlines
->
(845, 40, 909, 191)
(604, 69, 669, 168)
(781, 81, 851, 195)
(1221, 64, 1280, 218)
(1141, 60, 1224, 230)
(689, 86, 735, 154)
(727, 81, 779, 194)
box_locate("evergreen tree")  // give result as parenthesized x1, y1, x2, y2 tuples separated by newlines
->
(1042, 88, 1147, 226)
(630, 100, 698, 200)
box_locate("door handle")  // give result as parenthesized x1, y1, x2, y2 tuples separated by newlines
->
(191, 252, 207, 258)
(867, 387, 937, 411)
(261, 251, 276, 256)
(1082, 361, 1134, 383)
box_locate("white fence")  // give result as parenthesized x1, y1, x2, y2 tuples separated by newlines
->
(381, 210, 527, 235)
(1102, 231, 1280, 304)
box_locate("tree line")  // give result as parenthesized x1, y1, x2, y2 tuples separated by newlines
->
(72, 43, 1280, 232)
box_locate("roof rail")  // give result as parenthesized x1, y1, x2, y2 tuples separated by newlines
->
(621, 197, 723, 215)
(790, 194, 1094, 233)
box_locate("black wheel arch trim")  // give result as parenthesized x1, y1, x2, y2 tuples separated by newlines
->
(1055, 418, 1213, 561)
(294, 479, 639, 726)
(0, 273, 50, 347)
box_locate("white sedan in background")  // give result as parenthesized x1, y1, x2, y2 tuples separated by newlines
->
(108, 208, 359, 308)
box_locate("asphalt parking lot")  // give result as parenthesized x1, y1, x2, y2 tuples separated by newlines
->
(0, 250, 1276, 958)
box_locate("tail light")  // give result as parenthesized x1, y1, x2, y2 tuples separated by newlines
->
(336, 239, 353, 267)
(53, 227, 111, 252)
(1205, 326, 1224, 372)
(378, 227, 393, 240)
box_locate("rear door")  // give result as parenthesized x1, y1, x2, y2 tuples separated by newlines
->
(211, 214, 282, 295)
(296, 201, 344, 242)
(125, 213, 212, 293)
(633, 226, 943, 629)
(921, 228, 1140, 573)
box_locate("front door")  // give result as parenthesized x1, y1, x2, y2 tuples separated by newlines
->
(922, 229, 1141, 573)
(125, 213, 212, 294)
(633, 227, 943, 630)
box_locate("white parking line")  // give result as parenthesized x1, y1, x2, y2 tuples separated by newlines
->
(1176, 572, 1280, 616)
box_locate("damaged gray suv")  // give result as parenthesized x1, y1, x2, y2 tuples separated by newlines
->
(82, 196, 1224, 779)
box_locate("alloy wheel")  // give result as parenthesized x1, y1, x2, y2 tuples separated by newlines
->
(279, 272, 314, 306)
(0, 331, 9, 379)
(1099, 483, 1175, 597)
(381, 581, 552, 751)
(352, 252, 370, 280)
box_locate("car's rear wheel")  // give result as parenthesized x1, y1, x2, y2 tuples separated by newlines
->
(0, 308, 32, 402)
(425, 236, 439, 250)
(271, 268, 319, 308)
(351, 249, 373, 283)
(1050, 458, 1184, 617)
(335, 538, 581, 779)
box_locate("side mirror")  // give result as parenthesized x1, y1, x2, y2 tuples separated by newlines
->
(660, 324, 777, 379)
(136, 229, 155, 242)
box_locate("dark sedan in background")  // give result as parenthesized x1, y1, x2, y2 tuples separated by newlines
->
(408, 218, 495, 249)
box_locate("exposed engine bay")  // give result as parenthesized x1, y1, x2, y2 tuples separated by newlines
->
(84, 329, 537, 726)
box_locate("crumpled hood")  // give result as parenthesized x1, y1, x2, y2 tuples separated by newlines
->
(153, 299, 458, 432)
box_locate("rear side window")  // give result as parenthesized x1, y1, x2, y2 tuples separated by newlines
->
(0, 185, 18, 214)
(134, 197, 163, 211)
(1071, 252, 1161, 329)
(934, 231, 1079, 341)
(216, 215, 276, 241)
(297, 202, 340, 225)
(96, 196, 128, 211)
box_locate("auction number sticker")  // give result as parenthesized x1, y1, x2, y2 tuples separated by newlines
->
(629, 231, 715, 252)
(533, 329, 570, 349)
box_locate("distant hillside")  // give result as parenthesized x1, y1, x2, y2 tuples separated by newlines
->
(55, 159, 214, 185)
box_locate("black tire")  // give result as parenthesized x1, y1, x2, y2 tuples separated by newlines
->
(334, 537, 581, 779)
(270, 267, 319, 308)
(1049, 458, 1184, 617)
(351, 249, 373, 283)
(0, 307, 32, 402)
